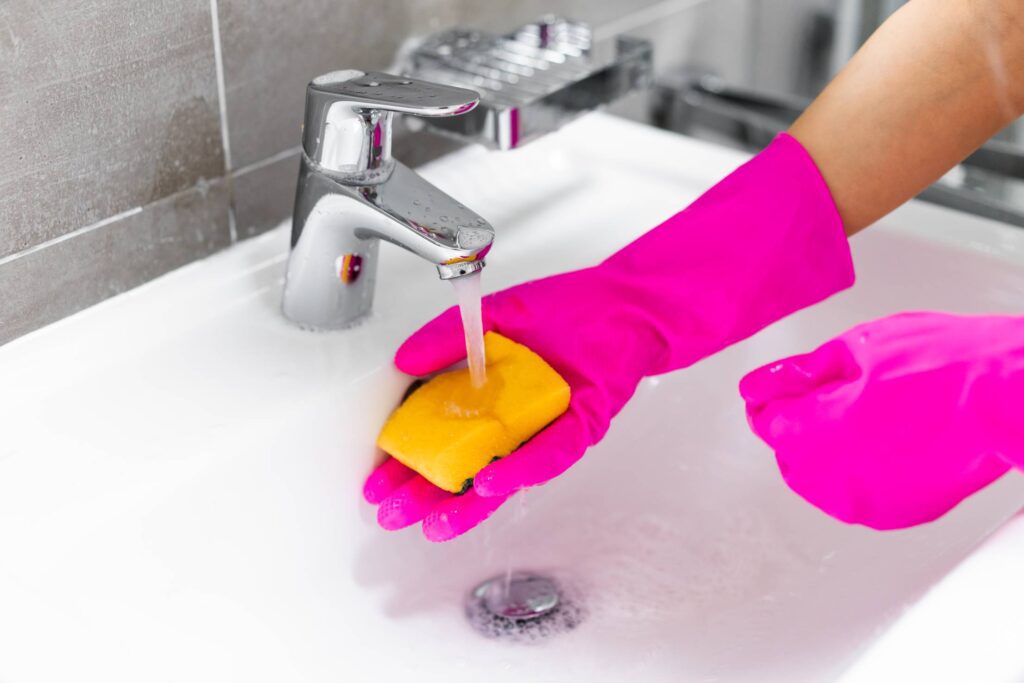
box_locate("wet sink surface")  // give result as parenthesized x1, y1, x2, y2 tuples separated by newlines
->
(2, 113, 1024, 682)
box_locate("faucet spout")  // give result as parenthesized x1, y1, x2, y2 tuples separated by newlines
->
(282, 155, 493, 330)
(354, 161, 494, 278)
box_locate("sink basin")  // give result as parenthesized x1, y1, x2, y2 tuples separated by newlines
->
(2, 113, 1024, 682)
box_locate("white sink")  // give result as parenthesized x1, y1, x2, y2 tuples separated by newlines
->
(2, 113, 1024, 682)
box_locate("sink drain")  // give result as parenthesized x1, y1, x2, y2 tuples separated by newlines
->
(465, 572, 584, 642)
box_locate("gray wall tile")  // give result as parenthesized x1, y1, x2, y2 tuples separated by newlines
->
(231, 151, 301, 240)
(0, 0, 225, 259)
(0, 181, 231, 345)
(217, 0, 409, 171)
(392, 126, 467, 169)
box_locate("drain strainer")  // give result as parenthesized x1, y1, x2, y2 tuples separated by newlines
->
(465, 572, 584, 642)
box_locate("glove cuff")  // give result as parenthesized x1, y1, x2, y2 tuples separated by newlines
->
(602, 132, 856, 376)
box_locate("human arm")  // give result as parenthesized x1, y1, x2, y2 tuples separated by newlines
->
(791, 0, 1024, 234)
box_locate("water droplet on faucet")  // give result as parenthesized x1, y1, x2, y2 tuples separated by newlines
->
(457, 226, 492, 249)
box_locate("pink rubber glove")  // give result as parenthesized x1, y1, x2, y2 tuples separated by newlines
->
(365, 133, 855, 541)
(741, 312, 1024, 529)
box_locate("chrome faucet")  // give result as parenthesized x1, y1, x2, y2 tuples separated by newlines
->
(282, 70, 494, 329)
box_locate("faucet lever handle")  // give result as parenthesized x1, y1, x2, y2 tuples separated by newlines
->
(309, 70, 480, 118)
(303, 70, 479, 179)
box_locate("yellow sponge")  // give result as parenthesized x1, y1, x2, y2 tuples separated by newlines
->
(377, 332, 571, 493)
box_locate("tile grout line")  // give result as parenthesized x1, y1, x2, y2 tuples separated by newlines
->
(0, 207, 144, 268)
(208, 0, 237, 243)
(232, 145, 302, 178)
(0, 168, 243, 268)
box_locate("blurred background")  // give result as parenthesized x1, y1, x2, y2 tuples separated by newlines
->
(2, 0, 1023, 344)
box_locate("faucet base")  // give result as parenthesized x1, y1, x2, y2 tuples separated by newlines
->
(287, 313, 374, 334)
(282, 222, 380, 330)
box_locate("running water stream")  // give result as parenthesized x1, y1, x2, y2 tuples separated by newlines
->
(451, 270, 487, 389)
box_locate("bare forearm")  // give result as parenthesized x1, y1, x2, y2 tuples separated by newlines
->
(790, 0, 1024, 234)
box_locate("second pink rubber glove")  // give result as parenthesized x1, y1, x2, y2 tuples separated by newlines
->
(741, 312, 1024, 529)
(365, 133, 855, 541)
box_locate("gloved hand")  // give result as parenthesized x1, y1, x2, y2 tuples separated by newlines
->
(740, 312, 1024, 529)
(365, 133, 855, 541)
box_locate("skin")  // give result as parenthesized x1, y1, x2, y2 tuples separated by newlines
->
(790, 0, 1024, 235)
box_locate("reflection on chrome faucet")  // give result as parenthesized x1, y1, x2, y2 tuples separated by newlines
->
(282, 70, 494, 330)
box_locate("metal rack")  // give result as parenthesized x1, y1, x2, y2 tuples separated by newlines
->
(403, 17, 652, 150)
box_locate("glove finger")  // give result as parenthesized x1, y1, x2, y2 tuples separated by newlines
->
(739, 340, 859, 412)
(473, 410, 589, 497)
(395, 305, 496, 376)
(376, 475, 450, 531)
(363, 457, 417, 504)
(422, 489, 511, 542)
